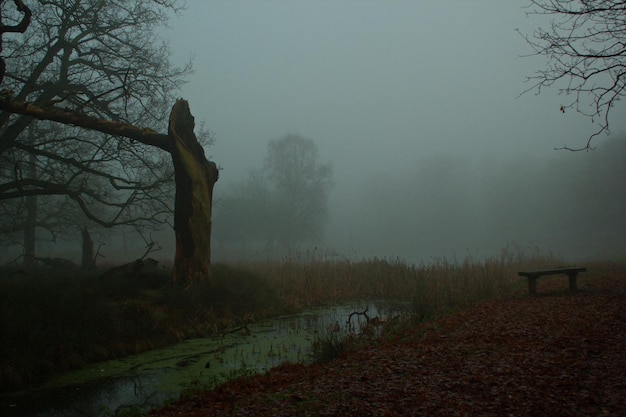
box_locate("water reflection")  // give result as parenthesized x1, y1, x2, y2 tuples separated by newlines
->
(2, 301, 409, 416)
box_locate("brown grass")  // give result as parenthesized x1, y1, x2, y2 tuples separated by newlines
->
(231, 244, 559, 316)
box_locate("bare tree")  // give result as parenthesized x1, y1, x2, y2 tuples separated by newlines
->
(0, 0, 31, 83)
(0, 0, 194, 264)
(264, 134, 332, 251)
(0, 1, 219, 284)
(213, 135, 332, 257)
(519, 0, 626, 150)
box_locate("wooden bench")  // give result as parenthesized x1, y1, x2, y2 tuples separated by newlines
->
(518, 267, 587, 295)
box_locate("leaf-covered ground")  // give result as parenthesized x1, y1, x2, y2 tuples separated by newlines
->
(151, 265, 626, 416)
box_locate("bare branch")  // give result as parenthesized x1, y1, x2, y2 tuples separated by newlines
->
(0, 0, 32, 83)
(520, 0, 626, 150)
(0, 96, 172, 151)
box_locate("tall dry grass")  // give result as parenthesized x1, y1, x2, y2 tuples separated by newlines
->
(232, 243, 558, 316)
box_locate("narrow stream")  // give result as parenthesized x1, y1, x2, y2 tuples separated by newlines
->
(2, 301, 409, 417)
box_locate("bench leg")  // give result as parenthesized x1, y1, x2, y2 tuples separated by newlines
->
(528, 276, 537, 295)
(567, 273, 578, 291)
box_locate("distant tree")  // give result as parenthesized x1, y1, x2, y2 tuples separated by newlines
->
(212, 170, 274, 254)
(213, 135, 332, 255)
(0, 1, 219, 284)
(519, 0, 626, 150)
(264, 134, 333, 251)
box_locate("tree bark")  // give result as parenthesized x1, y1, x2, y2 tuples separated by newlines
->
(168, 99, 219, 284)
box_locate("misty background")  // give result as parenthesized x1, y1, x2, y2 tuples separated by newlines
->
(5, 1, 625, 264)
(165, 1, 625, 263)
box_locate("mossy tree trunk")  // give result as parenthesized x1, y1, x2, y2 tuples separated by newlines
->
(168, 100, 219, 284)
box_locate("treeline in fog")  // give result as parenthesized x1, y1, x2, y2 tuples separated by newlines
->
(3, 134, 624, 266)
(211, 135, 625, 263)
(328, 136, 626, 262)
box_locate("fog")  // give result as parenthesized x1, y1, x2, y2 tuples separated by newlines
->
(3, 0, 626, 262)
(4, 1, 622, 265)
(159, 1, 626, 264)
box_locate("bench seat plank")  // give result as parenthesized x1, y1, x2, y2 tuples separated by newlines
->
(518, 267, 587, 294)
(518, 267, 586, 277)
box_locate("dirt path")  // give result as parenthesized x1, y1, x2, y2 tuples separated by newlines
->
(152, 265, 626, 416)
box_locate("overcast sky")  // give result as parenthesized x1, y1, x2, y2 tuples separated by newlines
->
(165, 0, 625, 261)
(167, 1, 622, 177)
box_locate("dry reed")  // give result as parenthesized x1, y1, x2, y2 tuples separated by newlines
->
(230, 243, 558, 315)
